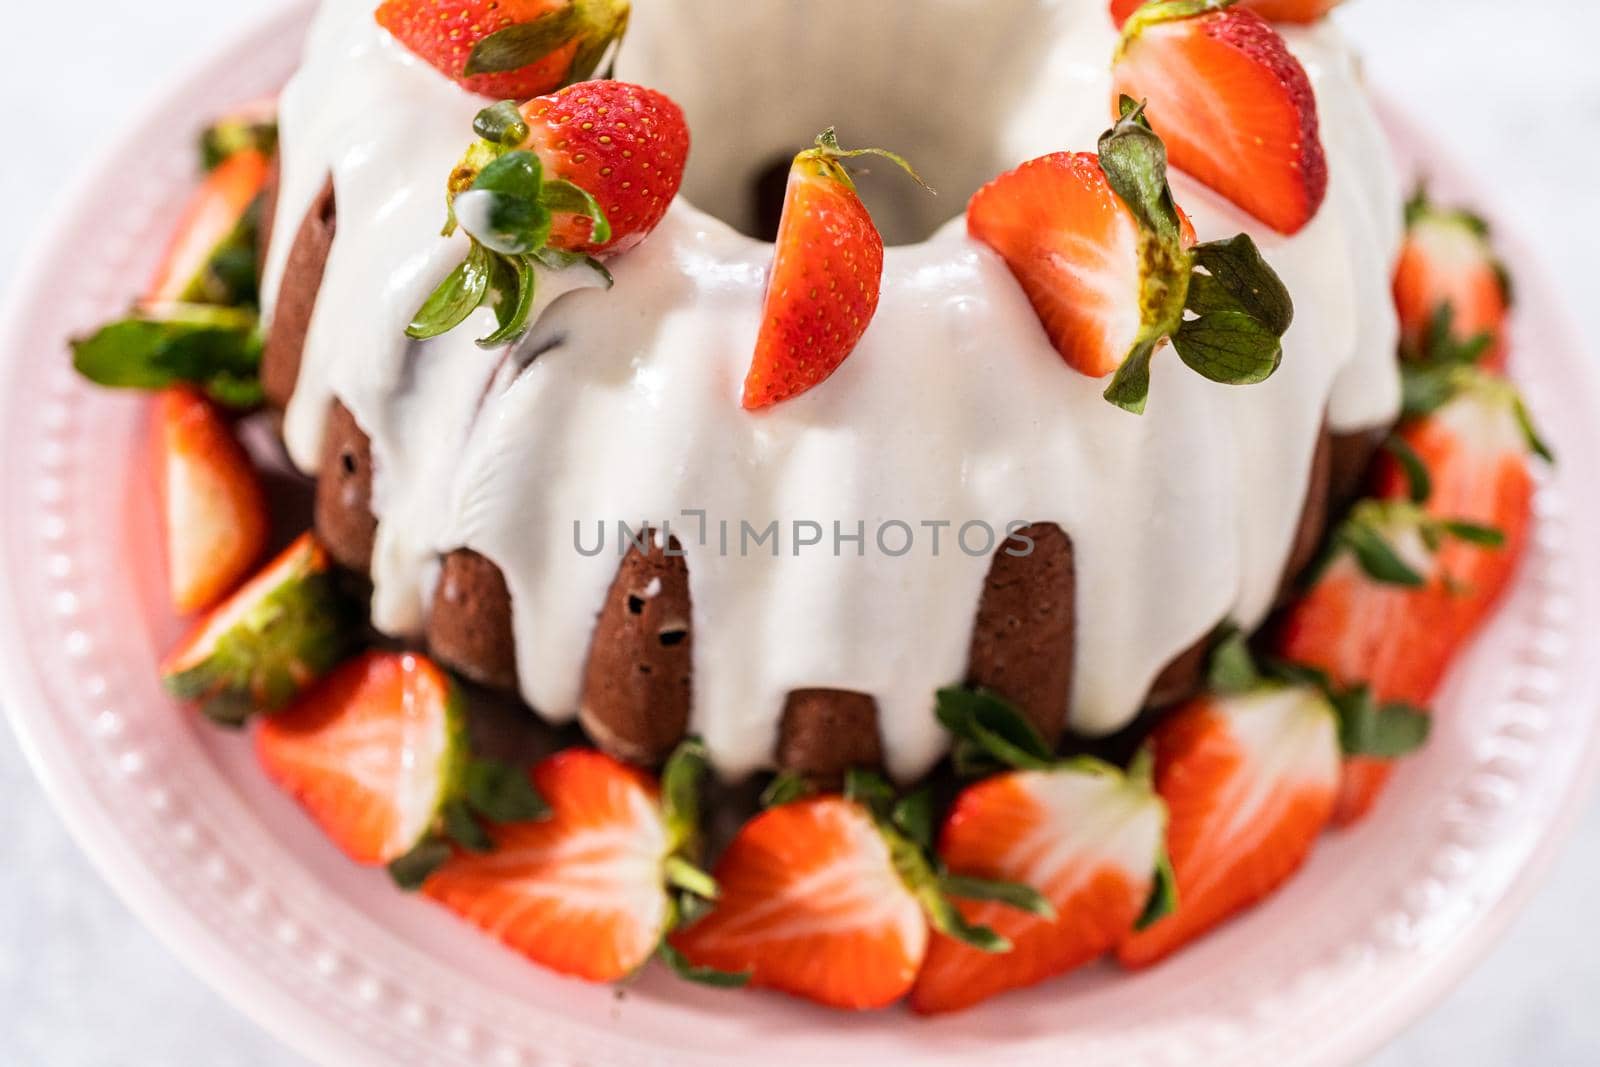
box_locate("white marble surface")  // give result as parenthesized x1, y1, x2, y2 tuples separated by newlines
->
(1, 1, 1597, 1063)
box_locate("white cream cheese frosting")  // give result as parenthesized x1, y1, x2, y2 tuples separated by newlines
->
(261, 0, 1404, 780)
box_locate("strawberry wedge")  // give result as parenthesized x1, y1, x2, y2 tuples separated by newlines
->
(968, 104, 1292, 412)
(1117, 682, 1339, 967)
(1112, 2, 1327, 234)
(1394, 191, 1512, 371)
(911, 758, 1165, 1013)
(152, 387, 269, 614)
(146, 148, 271, 307)
(162, 533, 353, 726)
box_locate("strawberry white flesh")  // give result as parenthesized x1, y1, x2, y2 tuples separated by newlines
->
(424, 749, 672, 982)
(1118, 685, 1338, 966)
(911, 764, 1163, 1014)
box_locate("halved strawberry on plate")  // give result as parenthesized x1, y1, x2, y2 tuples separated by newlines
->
(151, 387, 269, 614)
(162, 533, 355, 726)
(1393, 190, 1513, 371)
(146, 146, 271, 308)
(423, 741, 743, 985)
(1274, 500, 1501, 825)
(1117, 677, 1340, 967)
(910, 688, 1167, 1014)
(671, 768, 1049, 1010)
(375, 0, 631, 101)
(1112, 1, 1328, 235)
(257, 651, 548, 882)
(968, 103, 1293, 412)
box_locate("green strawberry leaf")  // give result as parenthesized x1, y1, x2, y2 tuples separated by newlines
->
(464, 7, 584, 76)
(1339, 518, 1426, 587)
(1188, 235, 1294, 336)
(934, 687, 1054, 772)
(891, 788, 935, 852)
(407, 243, 493, 340)
(758, 771, 814, 809)
(472, 101, 530, 148)
(1332, 685, 1432, 758)
(479, 254, 539, 349)
(920, 889, 1012, 954)
(939, 874, 1055, 920)
(200, 117, 278, 172)
(1103, 338, 1158, 414)
(442, 799, 494, 853)
(661, 737, 710, 842)
(463, 759, 549, 824)
(71, 305, 264, 408)
(663, 854, 720, 902)
(1171, 311, 1283, 386)
(1134, 847, 1178, 931)
(541, 178, 612, 246)
(1383, 435, 1433, 505)
(843, 767, 897, 822)
(1439, 520, 1506, 547)
(657, 941, 750, 988)
(387, 838, 453, 891)
(1206, 627, 1261, 695)
(1513, 394, 1555, 464)
(1098, 97, 1181, 245)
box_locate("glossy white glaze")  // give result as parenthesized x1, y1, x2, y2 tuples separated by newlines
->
(261, 0, 1403, 779)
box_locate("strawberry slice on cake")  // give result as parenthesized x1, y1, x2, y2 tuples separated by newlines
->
(1112, 0, 1328, 235)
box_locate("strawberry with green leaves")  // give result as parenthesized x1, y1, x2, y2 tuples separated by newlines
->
(1112, 0, 1328, 235)
(162, 534, 356, 726)
(968, 101, 1293, 413)
(909, 689, 1169, 1014)
(1274, 498, 1510, 824)
(257, 652, 548, 885)
(741, 129, 927, 410)
(72, 132, 271, 407)
(1111, 0, 1344, 28)
(671, 769, 1050, 1011)
(1393, 190, 1513, 371)
(375, 0, 631, 101)
(1117, 642, 1347, 967)
(409, 82, 689, 347)
(423, 741, 743, 986)
(152, 387, 269, 614)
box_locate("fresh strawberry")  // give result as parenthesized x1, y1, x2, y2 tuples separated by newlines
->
(1393, 191, 1512, 371)
(1274, 500, 1499, 824)
(672, 767, 1048, 1011)
(968, 105, 1292, 412)
(1117, 682, 1339, 967)
(198, 96, 278, 172)
(669, 796, 928, 1009)
(424, 744, 735, 984)
(742, 130, 924, 410)
(162, 533, 355, 726)
(375, 0, 630, 101)
(257, 652, 470, 866)
(146, 148, 270, 307)
(410, 85, 689, 346)
(152, 387, 269, 614)
(1377, 370, 1542, 643)
(1112, 3, 1327, 235)
(911, 758, 1165, 1013)
(1111, 0, 1343, 27)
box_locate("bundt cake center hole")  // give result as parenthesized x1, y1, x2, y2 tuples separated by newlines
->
(616, 2, 1060, 246)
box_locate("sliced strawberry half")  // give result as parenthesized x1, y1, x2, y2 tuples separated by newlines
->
(162, 533, 355, 726)
(669, 795, 930, 1009)
(1116, 682, 1339, 967)
(146, 148, 271, 307)
(1112, 4, 1327, 235)
(256, 652, 472, 867)
(968, 105, 1292, 412)
(424, 744, 731, 984)
(911, 758, 1165, 1014)
(1111, 0, 1344, 27)
(375, 0, 630, 101)
(1393, 191, 1512, 371)
(741, 129, 924, 410)
(1273, 499, 1500, 824)
(152, 386, 269, 614)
